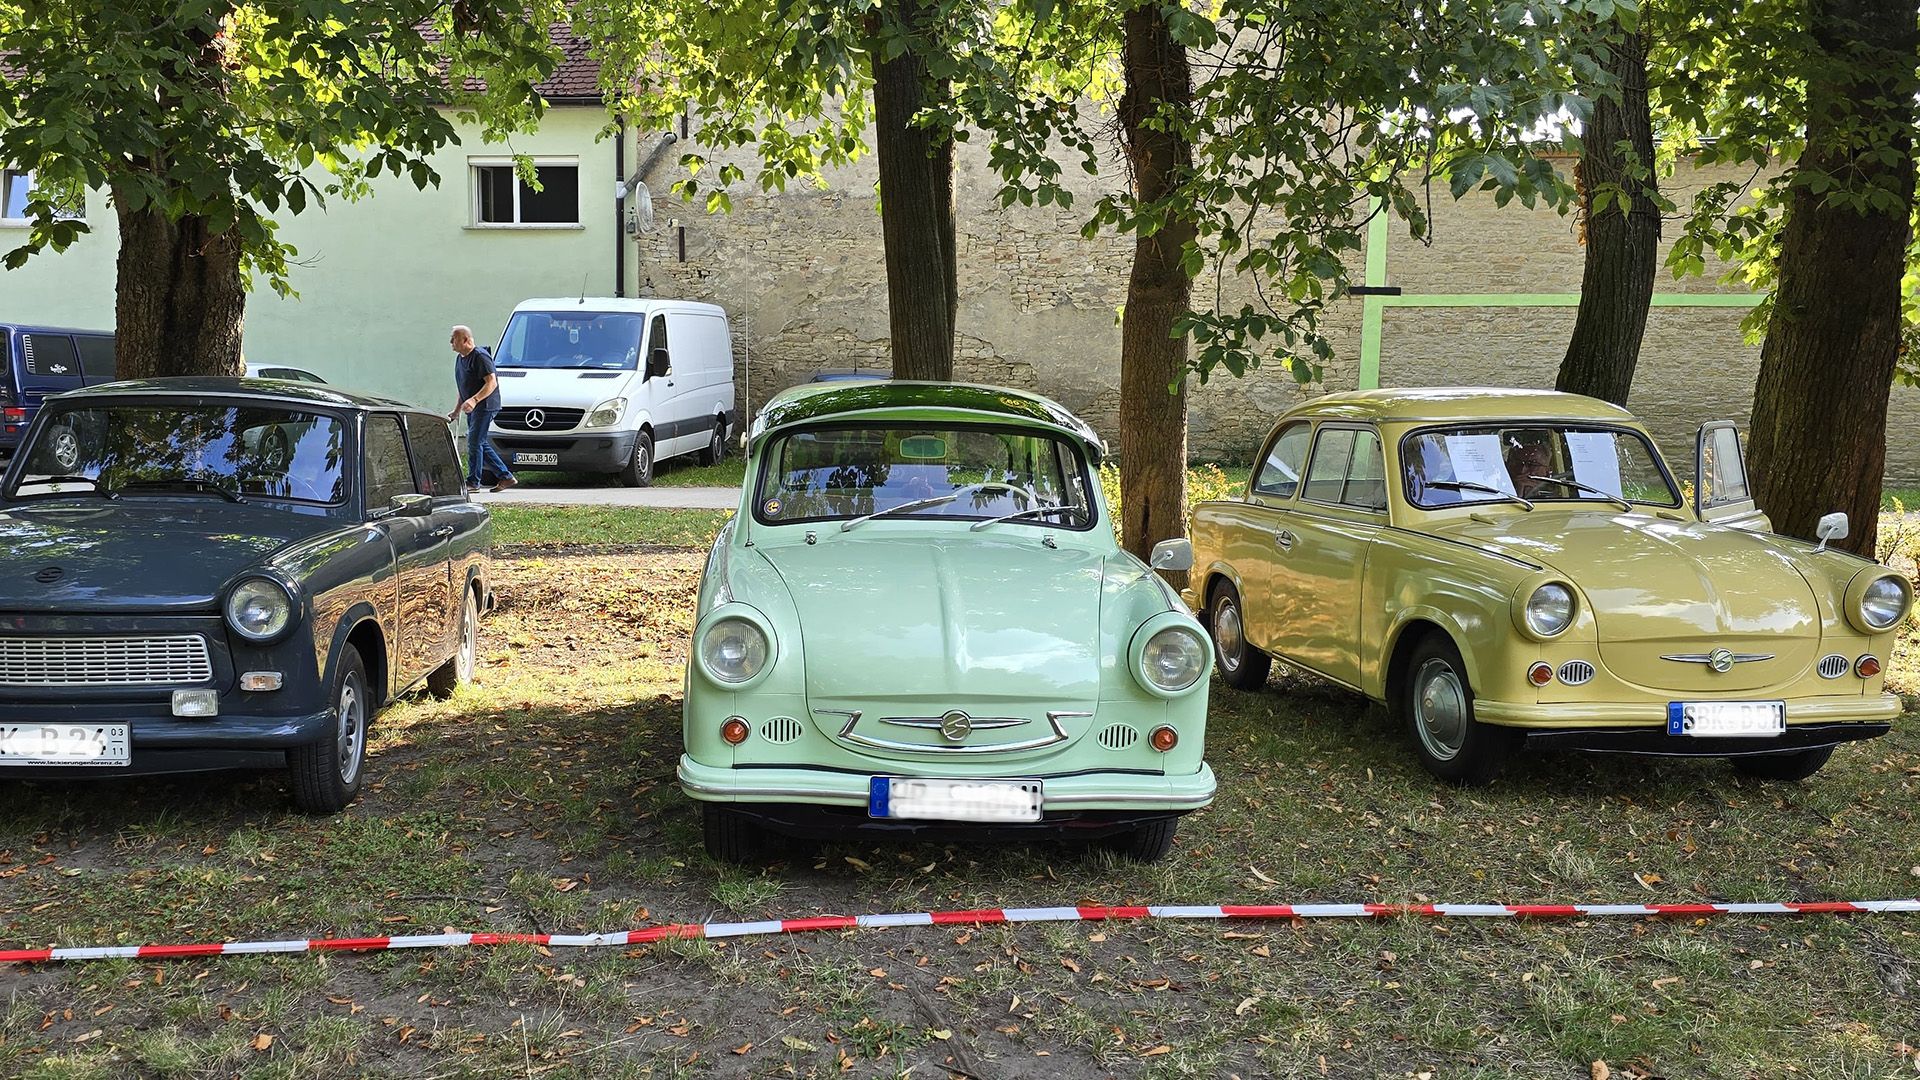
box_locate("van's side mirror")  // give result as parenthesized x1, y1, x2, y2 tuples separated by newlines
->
(646, 349, 671, 379)
(1149, 538, 1194, 572)
(388, 493, 432, 517)
(1814, 512, 1849, 553)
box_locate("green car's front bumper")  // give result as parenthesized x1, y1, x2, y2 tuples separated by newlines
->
(677, 755, 1217, 813)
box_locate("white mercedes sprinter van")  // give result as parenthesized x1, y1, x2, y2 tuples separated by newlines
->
(487, 298, 736, 486)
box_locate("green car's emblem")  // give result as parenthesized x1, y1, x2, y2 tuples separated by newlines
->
(939, 710, 973, 742)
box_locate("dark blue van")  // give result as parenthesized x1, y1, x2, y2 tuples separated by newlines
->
(0, 324, 116, 458)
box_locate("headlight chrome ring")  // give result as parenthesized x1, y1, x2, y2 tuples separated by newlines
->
(699, 614, 771, 685)
(1523, 582, 1576, 639)
(226, 577, 295, 643)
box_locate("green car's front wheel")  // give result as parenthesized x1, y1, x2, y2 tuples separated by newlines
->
(701, 803, 764, 863)
(1398, 635, 1517, 786)
(1103, 817, 1178, 863)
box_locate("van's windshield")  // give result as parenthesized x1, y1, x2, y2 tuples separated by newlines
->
(496, 312, 644, 370)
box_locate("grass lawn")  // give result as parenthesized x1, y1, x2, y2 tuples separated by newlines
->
(2, 510, 1916, 1078)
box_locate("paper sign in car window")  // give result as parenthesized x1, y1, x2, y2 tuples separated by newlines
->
(1564, 432, 1624, 498)
(1442, 434, 1514, 495)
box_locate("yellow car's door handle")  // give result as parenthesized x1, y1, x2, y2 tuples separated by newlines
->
(1275, 528, 1296, 551)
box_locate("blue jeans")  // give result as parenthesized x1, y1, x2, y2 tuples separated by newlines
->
(466, 407, 513, 487)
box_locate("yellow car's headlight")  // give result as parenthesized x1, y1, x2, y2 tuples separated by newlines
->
(1523, 583, 1576, 638)
(1860, 574, 1913, 631)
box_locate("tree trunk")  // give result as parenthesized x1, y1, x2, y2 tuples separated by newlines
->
(872, 0, 956, 381)
(1747, 0, 1915, 557)
(1557, 25, 1659, 405)
(112, 192, 246, 379)
(1117, 2, 1195, 568)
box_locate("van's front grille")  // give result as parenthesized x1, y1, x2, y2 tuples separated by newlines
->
(495, 407, 585, 432)
(0, 635, 214, 687)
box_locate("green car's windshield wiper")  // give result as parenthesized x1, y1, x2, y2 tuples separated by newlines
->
(1426, 480, 1534, 511)
(114, 476, 247, 504)
(1525, 475, 1634, 512)
(968, 504, 1090, 531)
(11, 475, 118, 499)
(840, 482, 1033, 532)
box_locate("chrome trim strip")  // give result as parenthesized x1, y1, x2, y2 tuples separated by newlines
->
(880, 716, 1029, 730)
(677, 771, 1214, 809)
(1660, 651, 1773, 666)
(820, 709, 1072, 755)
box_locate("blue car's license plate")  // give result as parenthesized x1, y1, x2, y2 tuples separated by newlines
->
(1667, 701, 1786, 737)
(869, 777, 1043, 823)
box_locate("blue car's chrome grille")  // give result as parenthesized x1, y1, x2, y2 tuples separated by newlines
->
(0, 635, 214, 687)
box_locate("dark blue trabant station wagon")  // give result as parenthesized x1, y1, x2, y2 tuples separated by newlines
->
(0, 378, 493, 813)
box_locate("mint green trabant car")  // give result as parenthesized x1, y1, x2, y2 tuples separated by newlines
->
(679, 382, 1214, 862)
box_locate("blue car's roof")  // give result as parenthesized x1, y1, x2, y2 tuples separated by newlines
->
(0, 322, 112, 336)
(56, 377, 416, 412)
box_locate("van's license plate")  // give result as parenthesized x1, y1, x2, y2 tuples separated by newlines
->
(1667, 701, 1786, 737)
(869, 777, 1043, 823)
(0, 724, 131, 766)
(512, 452, 559, 466)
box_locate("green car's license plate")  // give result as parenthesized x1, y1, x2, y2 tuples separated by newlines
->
(1667, 701, 1785, 737)
(0, 723, 131, 766)
(869, 777, 1043, 823)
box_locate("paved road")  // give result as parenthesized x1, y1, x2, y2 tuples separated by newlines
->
(471, 485, 739, 509)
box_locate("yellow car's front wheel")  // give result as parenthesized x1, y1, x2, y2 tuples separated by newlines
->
(1398, 634, 1519, 786)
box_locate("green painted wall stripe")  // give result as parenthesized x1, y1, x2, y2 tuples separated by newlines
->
(1351, 204, 1763, 392)
(1380, 292, 1763, 309)
(1357, 208, 1389, 390)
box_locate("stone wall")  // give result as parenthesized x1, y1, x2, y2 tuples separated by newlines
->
(633, 139, 1917, 483)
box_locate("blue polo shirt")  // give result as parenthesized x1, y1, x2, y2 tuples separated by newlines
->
(455, 346, 502, 410)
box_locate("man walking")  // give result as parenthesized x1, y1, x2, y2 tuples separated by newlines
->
(448, 325, 517, 492)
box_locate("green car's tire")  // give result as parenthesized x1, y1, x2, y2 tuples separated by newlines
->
(701, 803, 763, 863)
(1104, 817, 1178, 863)
(1398, 634, 1517, 787)
(1731, 746, 1834, 781)
(1209, 581, 1272, 691)
(289, 646, 370, 815)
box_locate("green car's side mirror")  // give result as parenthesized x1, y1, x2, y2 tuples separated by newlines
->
(1149, 538, 1194, 572)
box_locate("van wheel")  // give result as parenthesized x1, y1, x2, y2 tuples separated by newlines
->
(621, 431, 654, 487)
(699, 420, 726, 466)
(1397, 634, 1517, 786)
(1209, 582, 1271, 691)
(49, 424, 81, 471)
(1732, 746, 1834, 781)
(288, 646, 370, 814)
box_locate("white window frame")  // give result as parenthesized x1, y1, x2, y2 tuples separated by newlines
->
(467, 156, 582, 230)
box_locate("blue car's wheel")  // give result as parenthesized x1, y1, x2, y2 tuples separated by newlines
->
(289, 646, 370, 814)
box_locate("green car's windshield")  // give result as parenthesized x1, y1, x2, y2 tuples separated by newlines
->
(6, 403, 348, 505)
(755, 424, 1096, 528)
(1402, 425, 1679, 509)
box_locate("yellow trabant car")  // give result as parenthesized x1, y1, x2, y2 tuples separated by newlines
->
(1186, 388, 1912, 785)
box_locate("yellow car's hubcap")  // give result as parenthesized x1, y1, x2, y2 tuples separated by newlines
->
(1414, 658, 1467, 761)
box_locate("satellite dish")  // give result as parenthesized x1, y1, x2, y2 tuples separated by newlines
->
(630, 182, 655, 234)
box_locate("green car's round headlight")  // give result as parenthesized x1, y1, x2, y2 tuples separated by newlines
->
(701, 618, 769, 684)
(1524, 583, 1576, 638)
(1860, 574, 1913, 631)
(1140, 626, 1207, 693)
(226, 578, 294, 642)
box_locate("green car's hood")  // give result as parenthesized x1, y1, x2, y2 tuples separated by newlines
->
(756, 535, 1107, 708)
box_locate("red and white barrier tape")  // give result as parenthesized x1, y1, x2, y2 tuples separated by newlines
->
(6, 899, 1917, 964)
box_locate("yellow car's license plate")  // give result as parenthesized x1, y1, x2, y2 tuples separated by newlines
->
(869, 777, 1043, 823)
(1667, 701, 1785, 737)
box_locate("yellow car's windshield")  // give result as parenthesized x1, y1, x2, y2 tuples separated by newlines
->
(1402, 425, 1680, 509)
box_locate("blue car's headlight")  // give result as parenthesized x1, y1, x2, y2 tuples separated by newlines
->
(226, 578, 294, 642)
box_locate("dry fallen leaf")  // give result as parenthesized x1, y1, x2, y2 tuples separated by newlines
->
(731, 1042, 753, 1055)
(1591, 1061, 1611, 1080)
(1141, 1045, 1173, 1057)
(251, 1033, 274, 1052)
(781, 1036, 818, 1052)
(1236, 996, 1259, 1016)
